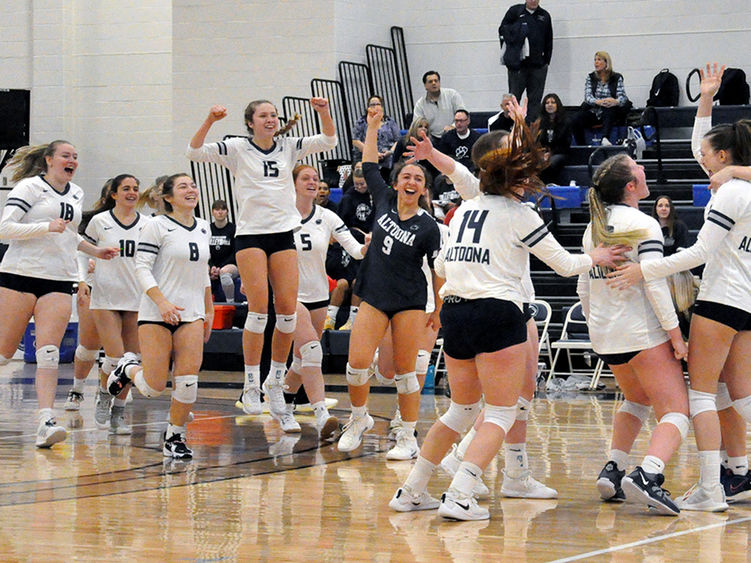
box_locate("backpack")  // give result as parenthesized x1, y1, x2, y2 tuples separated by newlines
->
(714, 68, 750, 105)
(647, 69, 679, 107)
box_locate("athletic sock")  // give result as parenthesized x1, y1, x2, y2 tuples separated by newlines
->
(72, 378, 85, 393)
(699, 450, 722, 487)
(451, 461, 483, 497)
(609, 448, 629, 470)
(456, 427, 476, 459)
(728, 456, 749, 476)
(641, 454, 665, 475)
(404, 456, 436, 494)
(505, 442, 528, 478)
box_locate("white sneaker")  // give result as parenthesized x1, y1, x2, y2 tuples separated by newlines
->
(35, 418, 67, 448)
(389, 486, 440, 512)
(315, 412, 339, 440)
(387, 410, 403, 441)
(262, 378, 287, 415)
(94, 389, 112, 429)
(386, 428, 419, 460)
(440, 443, 462, 476)
(337, 413, 374, 452)
(271, 403, 301, 433)
(501, 469, 558, 499)
(240, 387, 262, 415)
(64, 389, 84, 411)
(676, 483, 728, 512)
(438, 488, 490, 521)
(109, 405, 132, 435)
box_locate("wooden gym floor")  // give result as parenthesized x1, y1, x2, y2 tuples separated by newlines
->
(1, 361, 750, 562)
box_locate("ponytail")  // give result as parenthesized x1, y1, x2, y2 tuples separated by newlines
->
(7, 140, 73, 182)
(276, 113, 301, 137)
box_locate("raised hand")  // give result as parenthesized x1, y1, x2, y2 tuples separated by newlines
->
(207, 105, 227, 123)
(311, 97, 330, 113)
(366, 105, 384, 128)
(406, 130, 434, 163)
(699, 62, 725, 98)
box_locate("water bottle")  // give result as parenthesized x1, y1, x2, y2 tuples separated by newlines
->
(423, 364, 435, 392)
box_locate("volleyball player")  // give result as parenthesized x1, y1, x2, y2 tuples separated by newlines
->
(0, 141, 118, 447)
(186, 99, 336, 420)
(108, 173, 212, 459)
(389, 114, 627, 520)
(579, 153, 689, 516)
(336, 105, 442, 458)
(276, 164, 366, 438)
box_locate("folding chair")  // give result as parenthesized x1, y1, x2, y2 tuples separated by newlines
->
(547, 301, 605, 389)
(530, 299, 553, 374)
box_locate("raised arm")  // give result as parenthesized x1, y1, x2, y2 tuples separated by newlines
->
(362, 106, 383, 164)
(311, 97, 335, 137)
(190, 105, 227, 149)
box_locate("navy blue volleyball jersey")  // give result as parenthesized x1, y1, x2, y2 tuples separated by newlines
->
(355, 162, 441, 311)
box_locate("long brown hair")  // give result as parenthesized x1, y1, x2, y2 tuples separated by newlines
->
(244, 100, 300, 137)
(652, 195, 676, 237)
(8, 140, 74, 182)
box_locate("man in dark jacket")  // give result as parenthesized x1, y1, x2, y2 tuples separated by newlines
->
(499, 0, 553, 121)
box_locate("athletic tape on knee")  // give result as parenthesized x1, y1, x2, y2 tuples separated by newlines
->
(244, 311, 268, 334)
(618, 400, 651, 423)
(483, 403, 518, 434)
(716, 382, 733, 411)
(134, 371, 163, 398)
(439, 400, 482, 434)
(346, 363, 371, 386)
(689, 389, 717, 419)
(172, 375, 198, 404)
(415, 349, 430, 375)
(516, 396, 531, 421)
(394, 371, 419, 394)
(0, 354, 9, 366)
(300, 340, 323, 368)
(659, 412, 689, 441)
(291, 355, 302, 373)
(275, 312, 297, 334)
(75, 345, 99, 362)
(36, 345, 59, 369)
(733, 395, 751, 423)
(101, 355, 122, 376)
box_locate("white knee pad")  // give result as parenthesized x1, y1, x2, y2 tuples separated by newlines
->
(346, 363, 371, 386)
(244, 311, 268, 334)
(659, 412, 690, 441)
(172, 375, 198, 404)
(415, 349, 430, 375)
(516, 397, 531, 421)
(394, 371, 420, 394)
(374, 366, 394, 385)
(689, 389, 717, 419)
(101, 355, 122, 376)
(275, 312, 297, 334)
(0, 354, 10, 366)
(134, 371, 163, 398)
(75, 345, 99, 362)
(716, 382, 733, 411)
(618, 400, 651, 423)
(36, 345, 59, 369)
(483, 403, 518, 434)
(291, 355, 302, 373)
(733, 395, 751, 423)
(439, 400, 482, 434)
(300, 341, 323, 368)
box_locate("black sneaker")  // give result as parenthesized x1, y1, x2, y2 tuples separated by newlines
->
(622, 466, 679, 516)
(163, 432, 193, 459)
(107, 358, 138, 396)
(721, 465, 751, 503)
(597, 461, 626, 502)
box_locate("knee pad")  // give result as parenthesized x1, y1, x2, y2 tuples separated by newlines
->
(275, 312, 297, 334)
(659, 412, 690, 441)
(374, 365, 394, 386)
(415, 349, 430, 375)
(75, 345, 99, 362)
(36, 345, 59, 369)
(291, 355, 302, 373)
(733, 395, 751, 423)
(516, 396, 531, 421)
(244, 311, 268, 334)
(346, 363, 371, 386)
(439, 400, 482, 434)
(172, 375, 198, 404)
(716, 382, 733, 411)
(101, 355, 122, 376)
(689, 389, 717, 419)
(483, 403, 518, 434)
(394, 371, 420, 394)
(300, 341, 323, 368)
(220, 272, 233, 286)
(134, 371, 163, 398)
(618, 400, 651, 423)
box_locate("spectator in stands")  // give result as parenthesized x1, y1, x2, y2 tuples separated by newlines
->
(352, 95, 400, 181)
(209, 199, 239, 302)
(571, 51, 631, 146)
(438, 110, 482, 172)
(488, 94, 516, 132)
(394, 118, 439, 182)
(499, 0, 553, 122)
(316, 179, 338, 213)
(537, 93, 571, 185)
(412, 70, 465, 143)
(652, 195, 689, 256)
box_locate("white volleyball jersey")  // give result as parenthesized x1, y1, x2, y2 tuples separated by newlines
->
(295, 205, 362, 304)
(84, 210, 145, 311)
(135, 215, 211, 322)
(578, 205, 677, 355)
(186, 134, 337, 235)
(0, 175, 84, 281)
(642, 179, 751, 313)
(438, 194, 591, 307)
(423, 221, 449, 313)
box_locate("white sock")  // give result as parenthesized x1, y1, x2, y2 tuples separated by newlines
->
(166, 423, 186, 439)
(244, 365, 260, 390)
(400, 420, 416, 436)
(268, 360, 287, 386)
(72, 378, 85, 393)
(721, 449, 729, 467)
(456, 427, 477, 458)
(326, 305, 339, 321)
(351, 405, 368, 418)
(312, 400, 328, 419)
(505, 443, 528, 478)
(38, 408, 54, 423)
(699, 450, 722, 487)
(451, 461, 483, 497)
(404, 456, 435, 494)
(113, 398, 127, 408)
(608, 449, 629, 470)
(641, 454, 665, 475)
(728, 455, 749, 476)
(349, 306, 359, 320)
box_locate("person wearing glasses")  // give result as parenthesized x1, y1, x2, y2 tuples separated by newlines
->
(438, 110, 482, 173)
(352, 95, 401, 180)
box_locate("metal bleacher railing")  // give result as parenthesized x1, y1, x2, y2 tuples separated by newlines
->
(366, 43, 409, 129)
(338, 61, 374, 134)
(310, 78, 352, 165)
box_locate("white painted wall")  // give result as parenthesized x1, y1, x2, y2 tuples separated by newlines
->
(1, 0, 750, 204)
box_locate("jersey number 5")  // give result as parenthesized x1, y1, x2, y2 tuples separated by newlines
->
(188, 242, 200, 262)
(299, 233, 312, 251)
(456, 209, 489, 243)
(263, 161, 279, 178)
